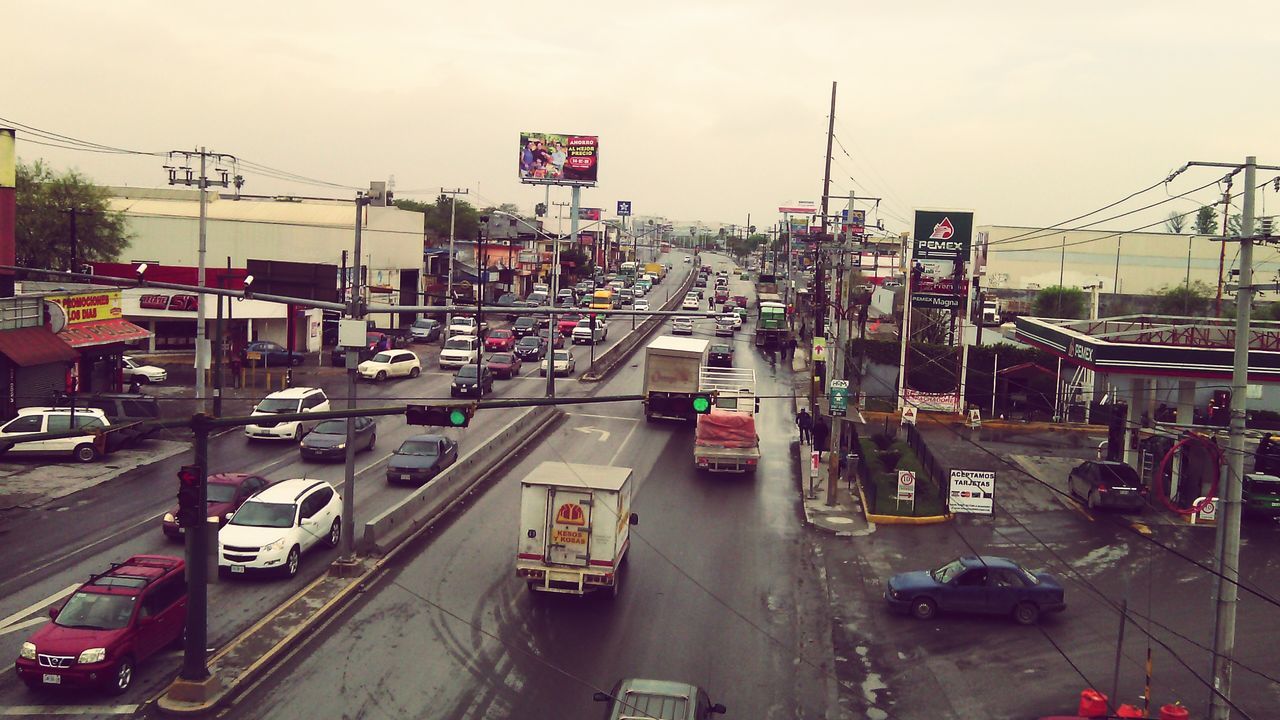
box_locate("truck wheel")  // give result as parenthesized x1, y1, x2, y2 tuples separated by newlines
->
(74, 444, 100, 463)
(609, 566, 623, 599)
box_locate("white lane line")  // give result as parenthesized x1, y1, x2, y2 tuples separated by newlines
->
(0, 617, 49, 638)
(608, 419, 642, 467)
(0, 584, 78, 631)
(566, 413, 639, 422)
(0, 706, 138, 716)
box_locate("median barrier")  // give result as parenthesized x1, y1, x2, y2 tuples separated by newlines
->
(581, 270, 697, 382)
(360, 404, 562, 554)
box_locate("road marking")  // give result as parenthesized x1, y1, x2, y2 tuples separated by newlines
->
(565, 413, 638, 421)
(574, 427, 611, 442)
(0, 584, 79, 632)
(1067, 499, 1095, 522)
(0, 617, 49, 638)
(0, 706, 138, 716)
(608, 420, 642, 467)
(1130, 522, 1152, 535)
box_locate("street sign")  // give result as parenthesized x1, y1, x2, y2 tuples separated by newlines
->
(812, 336, 827, 363)
(616, 200, 632, 216)
(829, 379, 849, 416)
(967, 408, 982, 428)
(897, 470, 916, 507)
(949, 469, 995, 515)
(245, 351, 262, 362)
(901, 406, 917, 426)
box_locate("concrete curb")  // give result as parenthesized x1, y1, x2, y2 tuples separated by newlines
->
(855, 482, 953, 525)
(580, 270, 698, 382)
(859, 410, 1105, 434)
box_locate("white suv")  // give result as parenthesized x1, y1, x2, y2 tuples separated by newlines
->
(439, 336, 479, 369)
(244, 387, 330, 441)
(218, 479, 342, 579)
(0, 407, 110, 462)
(572, 318, 608, 345)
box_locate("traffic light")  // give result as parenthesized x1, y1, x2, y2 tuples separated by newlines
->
(406, 403, 476, 428)
(692, 393, 713, 414)
(176, 464, 202, 528)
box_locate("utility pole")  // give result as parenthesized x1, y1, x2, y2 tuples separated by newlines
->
(441, 188, 469, 337)
(812, 80, 837, 417)
(827, 245, 851, 506)
(64, 207, 90, 272)
(1215, 179, 1235, 317)
(166, 148, 234, 413)
(338, 192, 370, 571)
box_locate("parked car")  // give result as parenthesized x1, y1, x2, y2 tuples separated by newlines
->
(537, 328, 565, 349)
(242, 340, 303, 367)
(0, 407, 110, 462)
(409, 318, 442, 343)
(1243, 473, 1280, 517)
(439, 336, 480, 369)
(572, 317, 607, 344)
(514, 335, 546, 361)
(387, 434, 459, 485)
(884, 555, 1066, 625)
(708, 343, 734, 368)
(121, 356, 166, 384)
(15, 555, 187, 695)
(162, 472, 272, 539)
(672, 316, 695, 335)
(487, 352, 522, 379)
(300, 418, 376, 461)
(357, 349, 421, 381)
(80, 392, 160, 444)
(484, 329, 516, 352)
(244, 387, 330, 442)
(540, 349, 576, 377)
(593, 678, 726, 720)
(1068, 460, 1146, 512)
(218, 479, 342, 579)
(451, 364, 494, 397)
(512, 316, 540, 338)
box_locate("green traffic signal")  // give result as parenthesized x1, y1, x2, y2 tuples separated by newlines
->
(692, 395, 712, 414)
(449, 409, 467, 426)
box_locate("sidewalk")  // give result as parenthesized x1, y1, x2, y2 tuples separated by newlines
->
(0, 439, 189, 511)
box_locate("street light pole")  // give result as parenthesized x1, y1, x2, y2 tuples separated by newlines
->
(441, 187, 469, 338)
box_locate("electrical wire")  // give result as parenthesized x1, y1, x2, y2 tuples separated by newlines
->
(0, 115, 163, 156)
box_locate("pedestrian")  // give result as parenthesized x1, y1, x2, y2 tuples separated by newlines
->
(786, 336, 797, 360)
(813, 413, 830, 452)
(796, 407, 814, 445)
(128, 378, 143, 394)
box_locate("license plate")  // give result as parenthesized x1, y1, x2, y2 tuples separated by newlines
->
(42, 674, 61, 685)
(400, 474, 410, 480)
(231, 565, 245, 574)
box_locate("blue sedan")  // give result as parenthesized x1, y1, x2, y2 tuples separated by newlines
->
(884, 556, 1066, 625)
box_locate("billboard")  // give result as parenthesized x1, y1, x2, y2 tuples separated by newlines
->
(912, 210, 974, 261)
(519, 132, 599, 186)
(578, 207, 602, 221)
(778, 201, 817, 214)
(949, 469, 995, 514)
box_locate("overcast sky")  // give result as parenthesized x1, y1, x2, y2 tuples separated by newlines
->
(7, 1, 1279, 235)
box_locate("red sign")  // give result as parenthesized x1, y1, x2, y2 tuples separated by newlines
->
(929, 217, 955, 240)
(555, 503, 586, 526)
(58, 318, 152, 348)
(139, 293, 200, 312)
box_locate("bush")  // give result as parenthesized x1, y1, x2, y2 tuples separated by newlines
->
(871, 432, 895, 451)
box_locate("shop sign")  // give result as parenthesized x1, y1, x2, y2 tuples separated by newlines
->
(139, 293, 200, 312)
(46, 291, 122, 327)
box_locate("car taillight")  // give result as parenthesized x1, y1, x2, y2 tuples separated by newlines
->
(1097, 486, 1108, 493)
(747, 458, 757, 465)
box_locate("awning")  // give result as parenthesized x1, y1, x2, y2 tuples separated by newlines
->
(0, 326, 79, 367)
(57, 318, 152, 348)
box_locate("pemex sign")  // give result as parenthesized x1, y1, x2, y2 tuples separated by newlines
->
(912, 210, 974, 262)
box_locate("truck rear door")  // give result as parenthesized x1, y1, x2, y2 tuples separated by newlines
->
(547, 489, 592, 566)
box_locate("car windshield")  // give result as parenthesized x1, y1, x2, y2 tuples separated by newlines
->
(1097, 464, 1139, 488)
(931, 558, 966, 583)
(397, 440, 439, 456)
(256, 398, 300, 413)
(371, 352, 394, 363)
(229, 501, 295, 528)
(412, 320, 435, 329)
(517, 337, 539, 346)
(515, 318, 535, 327)
(490, 330, 512, 338)
(444, 339, 472, 351)
(313, 420, 349, 434)
(553, 351, 570, 361)
(1244, 475, 1280, 494)
(712, 345, 731, 353)
(207, 483, 239, 503)
(55, 591, 136, 630)
(490, 353, 514, 363)
(456, 366, 479, 378)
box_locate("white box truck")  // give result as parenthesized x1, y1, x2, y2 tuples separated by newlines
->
(643, 336, 710, 422)
(694, 367, 761, 473)
(516, 462, 637, 597)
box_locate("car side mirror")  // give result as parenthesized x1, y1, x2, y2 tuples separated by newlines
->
(592, 692, 610, 703)
(48, 606, 59, 619)
(629, 513, 639, 525)
(711, 703, 727, 714)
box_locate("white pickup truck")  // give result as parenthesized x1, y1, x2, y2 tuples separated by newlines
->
(516, 462, 637, 597)
(694, 367, 761, 474)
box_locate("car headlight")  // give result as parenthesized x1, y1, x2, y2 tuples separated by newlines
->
(163, 512, 177, 523)
(335, 443, 346, 450)
(20, 642, 35, 660)
(78, 647, 107, 664)
(263, 538, 287, 553)
(207, 515, 221, 523)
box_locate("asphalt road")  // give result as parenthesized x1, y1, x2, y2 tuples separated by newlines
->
(0, 255, 695, 715)
(212, 254, 842, 719)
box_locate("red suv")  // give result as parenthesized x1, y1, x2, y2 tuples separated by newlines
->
(16, 555, 187, 695)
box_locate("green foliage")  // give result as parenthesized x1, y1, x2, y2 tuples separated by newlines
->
(395, 194, 480, 243)
(727, 233, 764, 259)
(1155, 280, 1213, 315)
(1032, 285, 1087, 319)
(1165, 211, 1186, 234)
(1193, 205, 1219, 235)
(15, 160, 130, 269)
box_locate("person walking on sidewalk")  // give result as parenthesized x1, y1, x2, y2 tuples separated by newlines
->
(785, 336, 797, 361)
(796, 407, 814, 445)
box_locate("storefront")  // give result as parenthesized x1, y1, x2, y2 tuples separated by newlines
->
(120, 288, 322, 355)
(44, 290, 152, 394)
(0, 325, 78, 417)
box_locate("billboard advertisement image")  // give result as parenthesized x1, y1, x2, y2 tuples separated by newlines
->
(519, 132, 599, 186)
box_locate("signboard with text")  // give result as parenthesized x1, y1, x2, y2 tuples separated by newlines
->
(616, 200, 632, 216)
(519, 132, 599, 186)
(949, 469, 995, 514)
(829, 379, 849, 416)
(46, 291, 122, 327)
(897, 470, 916, 506)
(912, 210, 974, 261)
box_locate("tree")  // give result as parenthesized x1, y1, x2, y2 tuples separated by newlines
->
(1165, 211, 1186, 234)
(1193, 206, 1219, 235)
(1154, 280, 1213, 316)
(1032, 286, 1086, 319)
(15, 160, 130, 270)
(395, 194, 479, 244)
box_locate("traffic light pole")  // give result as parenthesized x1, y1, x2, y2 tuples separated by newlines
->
(338, 194, 367, 571)
(181, 414, 211, 683)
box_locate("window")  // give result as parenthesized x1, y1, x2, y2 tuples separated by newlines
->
(303, 393, 326, 410)
(47, 415, 73, 432)
(3, 416, 44, 433)
(311, 486, 334, 509)
(75, 415, 105, 429)
(122, 400, 159, 418)
(141, 577, 185, 618)
(955, 568, 987, 587)
(991, 568, 1027, 588)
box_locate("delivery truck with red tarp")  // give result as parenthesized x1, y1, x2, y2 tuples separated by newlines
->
(694, 368, 760, 473)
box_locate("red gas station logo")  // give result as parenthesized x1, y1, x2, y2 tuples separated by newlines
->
(555, 503, 586, 526)
(929, 217, 955, 240)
